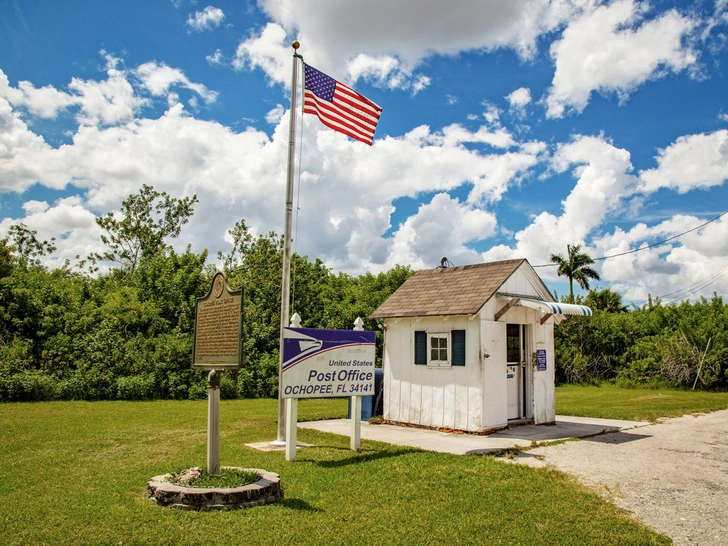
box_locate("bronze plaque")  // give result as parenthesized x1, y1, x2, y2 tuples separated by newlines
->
(192, 272, 243, 369)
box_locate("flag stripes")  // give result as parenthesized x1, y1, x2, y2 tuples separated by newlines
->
(303, 63, 382, 146)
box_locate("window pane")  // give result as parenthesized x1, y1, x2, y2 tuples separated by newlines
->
(439, 348, 448, 361)
(506, 324, 521, 363)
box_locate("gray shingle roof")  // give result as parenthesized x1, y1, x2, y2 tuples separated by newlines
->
(370, 259, 526, 319)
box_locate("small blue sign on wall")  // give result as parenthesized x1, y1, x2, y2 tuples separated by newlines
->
(536, 349, 547, 371)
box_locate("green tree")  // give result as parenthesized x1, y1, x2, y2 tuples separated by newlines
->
(584, 287, 628, 313)
(92, 184, 198, 274)
(550, 244, 600, 301)
(7, 223, 56, 269)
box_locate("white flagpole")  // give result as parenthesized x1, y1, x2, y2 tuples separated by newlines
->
(273, 41, 302, 445)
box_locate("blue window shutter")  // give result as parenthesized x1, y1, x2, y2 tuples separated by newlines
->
(414, 331, 427, 365)
(452, 330, 466, 366)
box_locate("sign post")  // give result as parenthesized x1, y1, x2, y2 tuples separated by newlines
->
(192, 272, 243, 475)
(281, 319, 375, 461)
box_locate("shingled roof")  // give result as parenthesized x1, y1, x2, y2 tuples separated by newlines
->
(370, 259, 526, 319)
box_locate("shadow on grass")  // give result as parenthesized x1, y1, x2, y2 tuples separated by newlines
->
(280, 498, 324, 512)
(300, 447, 415, 468)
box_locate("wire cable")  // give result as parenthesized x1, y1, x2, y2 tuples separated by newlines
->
(659, 263, 728, 301)
(532, 209, 728, 268)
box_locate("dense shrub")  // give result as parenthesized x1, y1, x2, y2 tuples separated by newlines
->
(555, 292, 728, 390)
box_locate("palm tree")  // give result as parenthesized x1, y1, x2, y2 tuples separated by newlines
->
(549, 244, 600, 301)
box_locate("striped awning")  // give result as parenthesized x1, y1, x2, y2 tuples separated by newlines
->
(515, 297, 592, 316)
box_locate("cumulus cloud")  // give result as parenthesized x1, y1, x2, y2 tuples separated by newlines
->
(135, 62, 218, 104)
(545, 0, 698, 118)
(265, 104, 285, 124)
(482, 134, 639, 279)
(506, 87, 531, 115)
(386, 193, 497, 270)
(237, 0, 581, 91)
(1, 75, 545, 274)
(0, 96, 57, 193)
(0, 72, 74, 119)
(0, 197, 102, 268)
(480, 128, 728, 300)
(639, 130, 728, 193)
(1, 54, 217, 130)
(233, 23, 291, 85)
(346, 54, 430, 93)
(206, 49, 225, 66)
(186, 6, 225, 32)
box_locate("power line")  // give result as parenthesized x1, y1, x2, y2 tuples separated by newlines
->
(532, 209, 728, 268)
(659, 263, 728, 302)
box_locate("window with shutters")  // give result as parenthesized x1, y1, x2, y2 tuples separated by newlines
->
(414, 329, 466, 367)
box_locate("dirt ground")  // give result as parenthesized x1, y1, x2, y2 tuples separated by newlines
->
(509, 409, 728, 546)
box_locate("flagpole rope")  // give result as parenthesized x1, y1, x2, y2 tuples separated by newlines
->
(291, 57, 305, 315)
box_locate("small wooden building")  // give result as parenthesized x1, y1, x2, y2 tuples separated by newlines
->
(370, 259, 591, 433)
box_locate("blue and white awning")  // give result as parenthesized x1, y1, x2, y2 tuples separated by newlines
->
(515, 297, 592, 316)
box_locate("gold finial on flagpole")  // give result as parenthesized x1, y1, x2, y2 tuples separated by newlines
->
(292, 40, 300, 50)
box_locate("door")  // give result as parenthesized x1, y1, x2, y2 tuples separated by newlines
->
(480, 321, 507, 428)
(506, 324, 524, 420)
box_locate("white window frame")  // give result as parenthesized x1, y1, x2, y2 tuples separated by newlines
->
(427, 332, 451, 367)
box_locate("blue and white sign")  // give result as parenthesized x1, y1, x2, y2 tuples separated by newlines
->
(281, 327, 376, 399)
(536, 349, 547, 371)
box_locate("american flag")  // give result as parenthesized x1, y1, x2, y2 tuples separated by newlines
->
(303, 63, 382, 146)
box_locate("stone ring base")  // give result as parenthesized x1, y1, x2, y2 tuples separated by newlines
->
(148, 467, 282, 511)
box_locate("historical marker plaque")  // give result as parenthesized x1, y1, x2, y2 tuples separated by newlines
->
(192, 272, 243, 369)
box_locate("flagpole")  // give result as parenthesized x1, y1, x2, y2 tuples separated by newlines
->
(274, 41, 302, 445)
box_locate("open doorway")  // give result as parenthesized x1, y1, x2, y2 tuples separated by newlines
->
(506, 324, 530, 421)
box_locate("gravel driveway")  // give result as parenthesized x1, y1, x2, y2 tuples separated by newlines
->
(509, 409, 728, 546)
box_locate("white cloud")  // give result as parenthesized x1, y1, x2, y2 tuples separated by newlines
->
(506, 87, 531, 114)
(639, 130, 728, 193)
(233, 23, 292, 85)
(135, 62, 218, 104)
(69, 70, 146, 126)
(265, 104, 285, 124)
(22, 200, 50, 214)
(186, 6, 225, 32)
(3, 84, 543, 273)
(0, 72, 74, 119)
(482, 134, 638, 278)
(545, 0, 698, 118)
(0, 197, 102, 268)
(346, 53, 431, 93)
(386, 193, 497, 270)
(411, 75, 431, 95)
(594, 215, 728, 301)
(480, 129, 728, 300)
(240, 0, 583, 91)
(206, 49, 224, 66)
(259, 0, 578, 66)
(0, 97, 57, 193)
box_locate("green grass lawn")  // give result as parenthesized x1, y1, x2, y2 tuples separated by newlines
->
(556, 384, 728, 422)
(0, 397, 669, 546)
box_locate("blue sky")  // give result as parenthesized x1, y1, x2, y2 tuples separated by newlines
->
(1, 0, 727, 304)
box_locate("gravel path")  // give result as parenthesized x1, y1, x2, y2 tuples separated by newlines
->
(509, 409, 728, 545)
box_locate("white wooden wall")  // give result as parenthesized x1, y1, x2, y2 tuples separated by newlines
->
(382, 315, 482, 431)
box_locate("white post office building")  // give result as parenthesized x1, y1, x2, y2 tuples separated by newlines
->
(370, 259, 591, 433)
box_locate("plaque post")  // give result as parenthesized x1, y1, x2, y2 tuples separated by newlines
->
(207, 369, 221, 476)
(350, 317, 364, 452)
